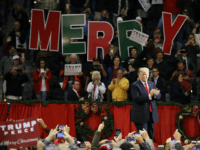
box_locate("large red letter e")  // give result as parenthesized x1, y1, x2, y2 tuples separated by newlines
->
(163, 12, 187, 54)
(29, 9, 60, 51)
(88, 22, 113, 61)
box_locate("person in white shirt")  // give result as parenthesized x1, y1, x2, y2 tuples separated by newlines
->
(33, 59, 52, 101)
(87, 71, 106, 102)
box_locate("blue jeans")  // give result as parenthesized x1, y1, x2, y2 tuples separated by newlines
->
(36, 91, 47, 101)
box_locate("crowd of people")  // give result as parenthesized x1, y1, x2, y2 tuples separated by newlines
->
(0, 0, 200, 106)
(31, 119, 200, 150)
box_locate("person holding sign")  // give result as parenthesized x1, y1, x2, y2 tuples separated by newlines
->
(87, 71, 106, 102)
(146, 29, 163, 60)
(33, 59, 52, 101)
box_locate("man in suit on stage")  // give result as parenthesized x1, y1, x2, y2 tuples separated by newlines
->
(67, 80, 84, 101)
(131, 67, 161, 139)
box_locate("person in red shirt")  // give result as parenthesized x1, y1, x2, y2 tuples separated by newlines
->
(33, 59, 52, 101)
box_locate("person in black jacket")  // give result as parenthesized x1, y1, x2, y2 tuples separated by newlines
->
(123, 47, 137, 71)
(67, 80, 84, 101)
(5, 66, 29, 112)
(151, 67, 167, 101)
(170, 72, 189, 105)
(153, 50, 169, 80)
(124, 63, 138, 101)
(12, 5, 30, 31)
(175, 46, 196, 73)
(8, 21, 26, 48)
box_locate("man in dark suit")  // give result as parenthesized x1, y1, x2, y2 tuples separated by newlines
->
(131, 67, 161, 139)
(67, 80, 84, 101)
(175, 46, 196, 73)
(152, 67, 168, 101)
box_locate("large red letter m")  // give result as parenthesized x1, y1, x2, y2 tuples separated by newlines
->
(29, 9, 60, 51)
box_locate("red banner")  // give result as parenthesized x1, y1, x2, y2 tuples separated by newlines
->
(0, 117, 39, 149)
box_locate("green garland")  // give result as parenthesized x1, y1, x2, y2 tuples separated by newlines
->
(4, 99, 188, 107)
(175, 105, 200, 143)
(75, 102, 114, 140)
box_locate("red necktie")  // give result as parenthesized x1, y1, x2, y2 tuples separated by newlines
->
(75, 89, 80, 98)
(145, 82, 153, 112)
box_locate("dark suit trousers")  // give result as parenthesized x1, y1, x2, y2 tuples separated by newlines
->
(134, 112, 154, 139)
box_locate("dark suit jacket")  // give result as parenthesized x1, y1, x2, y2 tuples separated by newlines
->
(170, 81, 186, 105)
(131, 80, 161, 124)
(175, 54, 196, 73)
(67, 90, 79, 101)
(152, 76, 167, 100)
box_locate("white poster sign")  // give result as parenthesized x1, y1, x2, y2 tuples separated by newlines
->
(129, 29, 149, 46)
(64, 64, 82, 76)
(138, 0, 151, 12)
(16, 37, 26, 49)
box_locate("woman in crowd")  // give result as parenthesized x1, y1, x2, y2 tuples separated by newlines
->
(170, 72, 189, 105)
(33, 59, 52, 101)
(87, 71, 106, 102)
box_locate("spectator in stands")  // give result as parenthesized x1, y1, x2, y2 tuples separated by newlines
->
(67, 80, 84, 101)
(38, 0, 59, 17)
(68, 0, 89, 14)
(87, 71, 106, 102)
(85, 57, 107, 91)
(12, 5, 30, 31)
(0, 54, 25, 79)
(0, 24, 5, 60)
(170, 72, 189, 104)
(151, 67, 167, 101)
(100, 9, 113, 26)
(123, 47, 137, 71)
(124, 63, 138, 101)
(192, 23, 200, 47)
(171, 62, 194, 97)
(154, 50, 169, 80)
(185, 33, 200, 67)
(5, 64, 29, 112)
(108, 69, 129, 101)
(177, 9, 195, 45)
(106, 56, 123, 101)
(33, 59, 52, 101)
(103, 44, 119, 70)
(135, 16, 148, 34)
(175, 46, 195, 73)
(146, 29, 163, 60)
(145, 57, 154, 80)
(60, 54, 84, 101)
(7, 21, 26, 48)
(157, 0, 181, 31)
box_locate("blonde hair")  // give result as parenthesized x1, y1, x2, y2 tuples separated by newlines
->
(92, 71, 101, 81)
(138, 67, 149, 77)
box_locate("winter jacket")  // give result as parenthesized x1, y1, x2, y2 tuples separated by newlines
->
(108, 77, 129, 101)
(4, 72, 29, 96)
(32, 68, 52, 94)
(59, 70, 81, 91)
(106, 66, 123, 88)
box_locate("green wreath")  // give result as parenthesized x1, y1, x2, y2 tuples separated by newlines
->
(175, 105, 200, 144)
(75, 102, 114, 140)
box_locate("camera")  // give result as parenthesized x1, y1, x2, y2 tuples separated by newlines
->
(94, 64, 100, 68)
(115, 128, 121, 138)
(17, 69, 22, 72)
(56, 125, 65, 138)
(126, 136, 136, 143)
